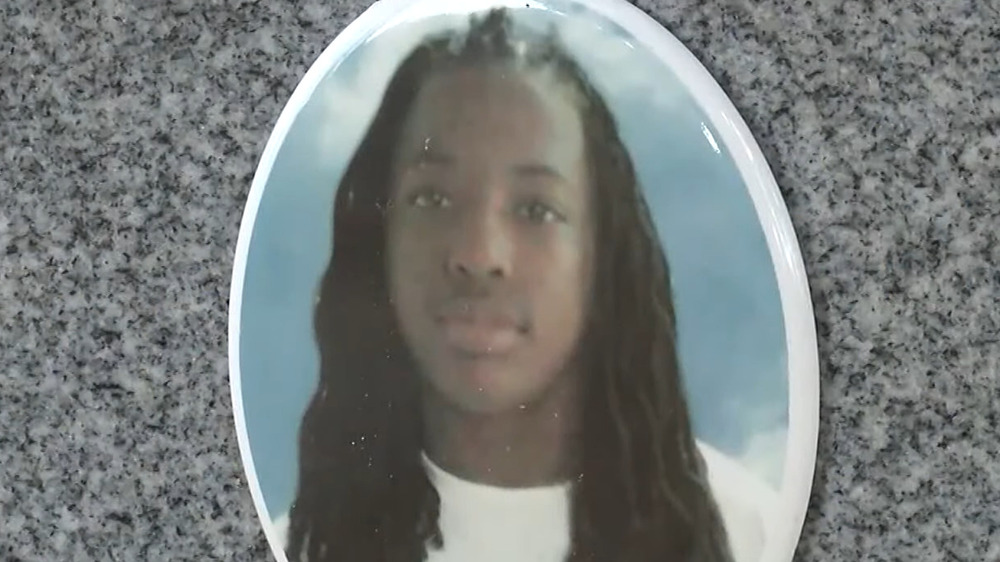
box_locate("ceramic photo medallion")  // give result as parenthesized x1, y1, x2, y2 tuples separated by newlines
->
(228, 1, 820, 561)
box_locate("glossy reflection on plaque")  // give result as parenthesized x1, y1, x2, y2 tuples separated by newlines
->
(229, 2, 819, 562)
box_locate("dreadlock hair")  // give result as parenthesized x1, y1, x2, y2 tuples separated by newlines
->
(286, 7, 735, 562)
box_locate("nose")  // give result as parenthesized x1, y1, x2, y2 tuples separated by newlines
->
(446, 208, 512, 280)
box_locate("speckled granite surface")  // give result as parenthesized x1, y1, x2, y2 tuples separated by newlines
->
(1, 0, 997, 560)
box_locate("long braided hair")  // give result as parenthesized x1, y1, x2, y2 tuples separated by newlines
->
(286, 8, 734, 562)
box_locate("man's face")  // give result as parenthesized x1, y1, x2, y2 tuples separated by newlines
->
(386, 66, 595, 416)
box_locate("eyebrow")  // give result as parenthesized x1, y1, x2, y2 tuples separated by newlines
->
(408, 149, 454, 168)
(511, 163, 567, 183)
(404, 152, 568, 184)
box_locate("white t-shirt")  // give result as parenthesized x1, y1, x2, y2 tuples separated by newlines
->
(269, 441, 774, 562)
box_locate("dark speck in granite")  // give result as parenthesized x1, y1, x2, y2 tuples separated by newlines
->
(1, 0, 998, 560)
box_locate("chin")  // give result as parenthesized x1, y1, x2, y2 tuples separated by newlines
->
(449, 396, 520, 416)
(430, 366, 535, 416)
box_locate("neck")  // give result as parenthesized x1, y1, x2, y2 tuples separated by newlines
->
(422, 375, 581, 488)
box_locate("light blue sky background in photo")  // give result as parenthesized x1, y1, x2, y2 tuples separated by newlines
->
(238, 3, 788, 520)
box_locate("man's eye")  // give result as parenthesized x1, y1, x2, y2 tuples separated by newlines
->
(518, 201, 563, 223)
(410, 190, 451, 209)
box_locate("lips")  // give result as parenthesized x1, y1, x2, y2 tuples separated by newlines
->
(435, 302, 524, 356)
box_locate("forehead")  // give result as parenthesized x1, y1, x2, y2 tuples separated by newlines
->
(396, 65, 586, 169)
